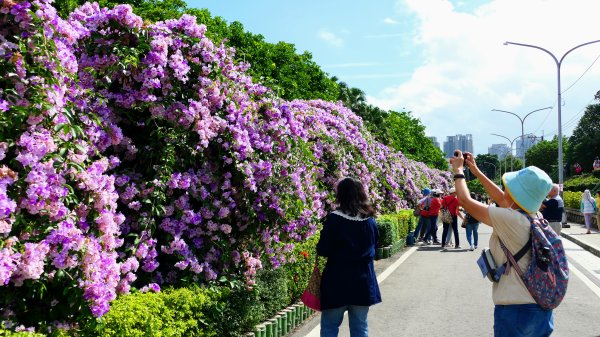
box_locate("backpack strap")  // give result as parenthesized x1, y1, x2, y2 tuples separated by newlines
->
(496, 210, 534, 279)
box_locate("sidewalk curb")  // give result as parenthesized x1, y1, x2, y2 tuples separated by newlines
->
(561, 233, 600, 259)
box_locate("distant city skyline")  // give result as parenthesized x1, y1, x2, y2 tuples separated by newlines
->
(442, 134, 473, 158)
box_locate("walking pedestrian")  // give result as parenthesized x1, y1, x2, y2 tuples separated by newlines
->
(464, 192, 480, 251)
(540, 184, 564, 235)
(423, 189, 442, 244)
(317, 177, 382, 337)
(451, 150, 555, 336)
(413, 188, 432, 242)
(441, 187, 464, 249)
(580, 189, 598, 234)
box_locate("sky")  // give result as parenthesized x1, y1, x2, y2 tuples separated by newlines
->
(186, 0, 600, 155)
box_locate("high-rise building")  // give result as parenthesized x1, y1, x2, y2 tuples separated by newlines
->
(488, 144, 511, 160)
(443, 134, 473, 158)
(516, 136, 540, 158)
(428, 136, 440, 150)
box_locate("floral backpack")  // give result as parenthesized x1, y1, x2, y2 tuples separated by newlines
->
(498, 211, 569, 310)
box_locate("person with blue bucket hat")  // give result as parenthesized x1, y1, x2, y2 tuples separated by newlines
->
(450, 150, 555, 337)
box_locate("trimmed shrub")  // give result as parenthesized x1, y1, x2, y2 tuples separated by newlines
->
(255, 268, 289, 321)
(563, 191, 581, 209)
(84, 287, 219, 337)
(563, 173, 600, 192)
(376, 219, 395, 247)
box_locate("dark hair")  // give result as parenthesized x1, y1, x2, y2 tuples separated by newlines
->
(335, 177, 375, 217)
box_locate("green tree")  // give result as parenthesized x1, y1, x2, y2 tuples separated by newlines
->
(380, 111, 448, 170)
(525, 136, 569, 181)
(566, 103, 600, 173)
(498, 154, 523, 175)
(474, 154, 500, 181)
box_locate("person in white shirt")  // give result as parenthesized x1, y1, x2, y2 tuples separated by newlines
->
(580, 189, 598, 234)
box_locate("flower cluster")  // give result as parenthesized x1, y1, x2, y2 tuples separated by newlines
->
(0, 0, 451, 326)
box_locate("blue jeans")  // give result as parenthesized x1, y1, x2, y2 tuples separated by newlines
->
(424, 216, 439, 242)
(414, 216, 428, 240)
(321, 305, 369, 337)
(494, 304, 554, 337)
(466, 223, 479, 246)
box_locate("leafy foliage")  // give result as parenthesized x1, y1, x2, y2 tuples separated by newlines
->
(566, 103, 600, 174)
(474, 154, 500, 181)
(563, 173, 600, 192)
(525, 136, 569, 181)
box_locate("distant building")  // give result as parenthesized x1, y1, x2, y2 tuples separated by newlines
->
(516, 136, 540, 158)
(428, 136, 441, 150)
(443, 134, 473, 158)
(488, 144, 511, 160)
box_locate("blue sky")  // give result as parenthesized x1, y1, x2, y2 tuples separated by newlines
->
(186, 0, 600, 155)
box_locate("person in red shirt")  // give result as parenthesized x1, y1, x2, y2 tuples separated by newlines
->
(441, 188, 464, 249)
(423, 189, 442, 244)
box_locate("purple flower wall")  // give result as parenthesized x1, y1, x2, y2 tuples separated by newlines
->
(0, 0, 450, 322)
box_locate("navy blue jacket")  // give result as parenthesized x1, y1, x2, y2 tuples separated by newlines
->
(316, 210, 382, 310)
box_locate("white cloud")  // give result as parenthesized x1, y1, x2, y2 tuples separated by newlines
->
(318, 30, 344, 47)
(383, 17, 399, 24)
(369, 0, 600, 154)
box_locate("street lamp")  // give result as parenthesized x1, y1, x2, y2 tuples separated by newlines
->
(491, 133, 522, 171)
(491, 107, 552, 167)
(504, 39, 600, 190)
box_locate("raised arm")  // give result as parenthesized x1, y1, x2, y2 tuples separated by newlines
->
(462, 152, 510, 208)
(450, 150, 492, 226)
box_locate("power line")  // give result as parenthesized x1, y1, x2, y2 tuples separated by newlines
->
(561, 50, 600, 94)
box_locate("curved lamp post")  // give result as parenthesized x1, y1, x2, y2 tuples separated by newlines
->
(491, 107, 552, 168)
(504, 39, 600, 190)
(491, 133, 522, 172)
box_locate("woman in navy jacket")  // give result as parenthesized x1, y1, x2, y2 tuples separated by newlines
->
(317, 177, 382, 337)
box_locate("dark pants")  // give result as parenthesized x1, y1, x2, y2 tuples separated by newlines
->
(442, 216, 459, 247)
(424, 216, 439, 242)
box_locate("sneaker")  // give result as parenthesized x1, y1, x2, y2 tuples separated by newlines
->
(455, 245, 461, 249)
(469, 245, 474, 251)
(474, 245, 478, 249)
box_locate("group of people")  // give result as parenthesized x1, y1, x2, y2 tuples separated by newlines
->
(314, 150, 574, 336)
(412, 187, 488, 251)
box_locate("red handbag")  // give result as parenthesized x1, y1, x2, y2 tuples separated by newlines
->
(301, 255, 321, 311)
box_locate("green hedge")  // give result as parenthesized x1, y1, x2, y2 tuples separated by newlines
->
(563, 173, 600, 192)
(83, 286, 221, 337)
(376, 211, 415, 247)
(563, 191, 581, 209)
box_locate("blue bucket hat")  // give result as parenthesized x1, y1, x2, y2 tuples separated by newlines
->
(502, 166, 552, 214)
(422, 188, 431, 196)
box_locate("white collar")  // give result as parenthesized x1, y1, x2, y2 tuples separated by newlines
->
(332, 210, 368, 221)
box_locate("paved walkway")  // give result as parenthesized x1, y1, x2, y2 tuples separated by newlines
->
(561, 221, 600, 258)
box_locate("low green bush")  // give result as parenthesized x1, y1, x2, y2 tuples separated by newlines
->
(376, 218, 395, 247)
(563, 191, 581, 209)
(563, 173, 600, 192)
(83, 286, 220, 337)
(255, 268, 289, 321)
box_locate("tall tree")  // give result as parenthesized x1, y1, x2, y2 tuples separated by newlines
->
(525, 136, 569, 181)
(380, 111, 448, 170)
(474, 154, 500, 180)
(566, 103, 600, 173)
